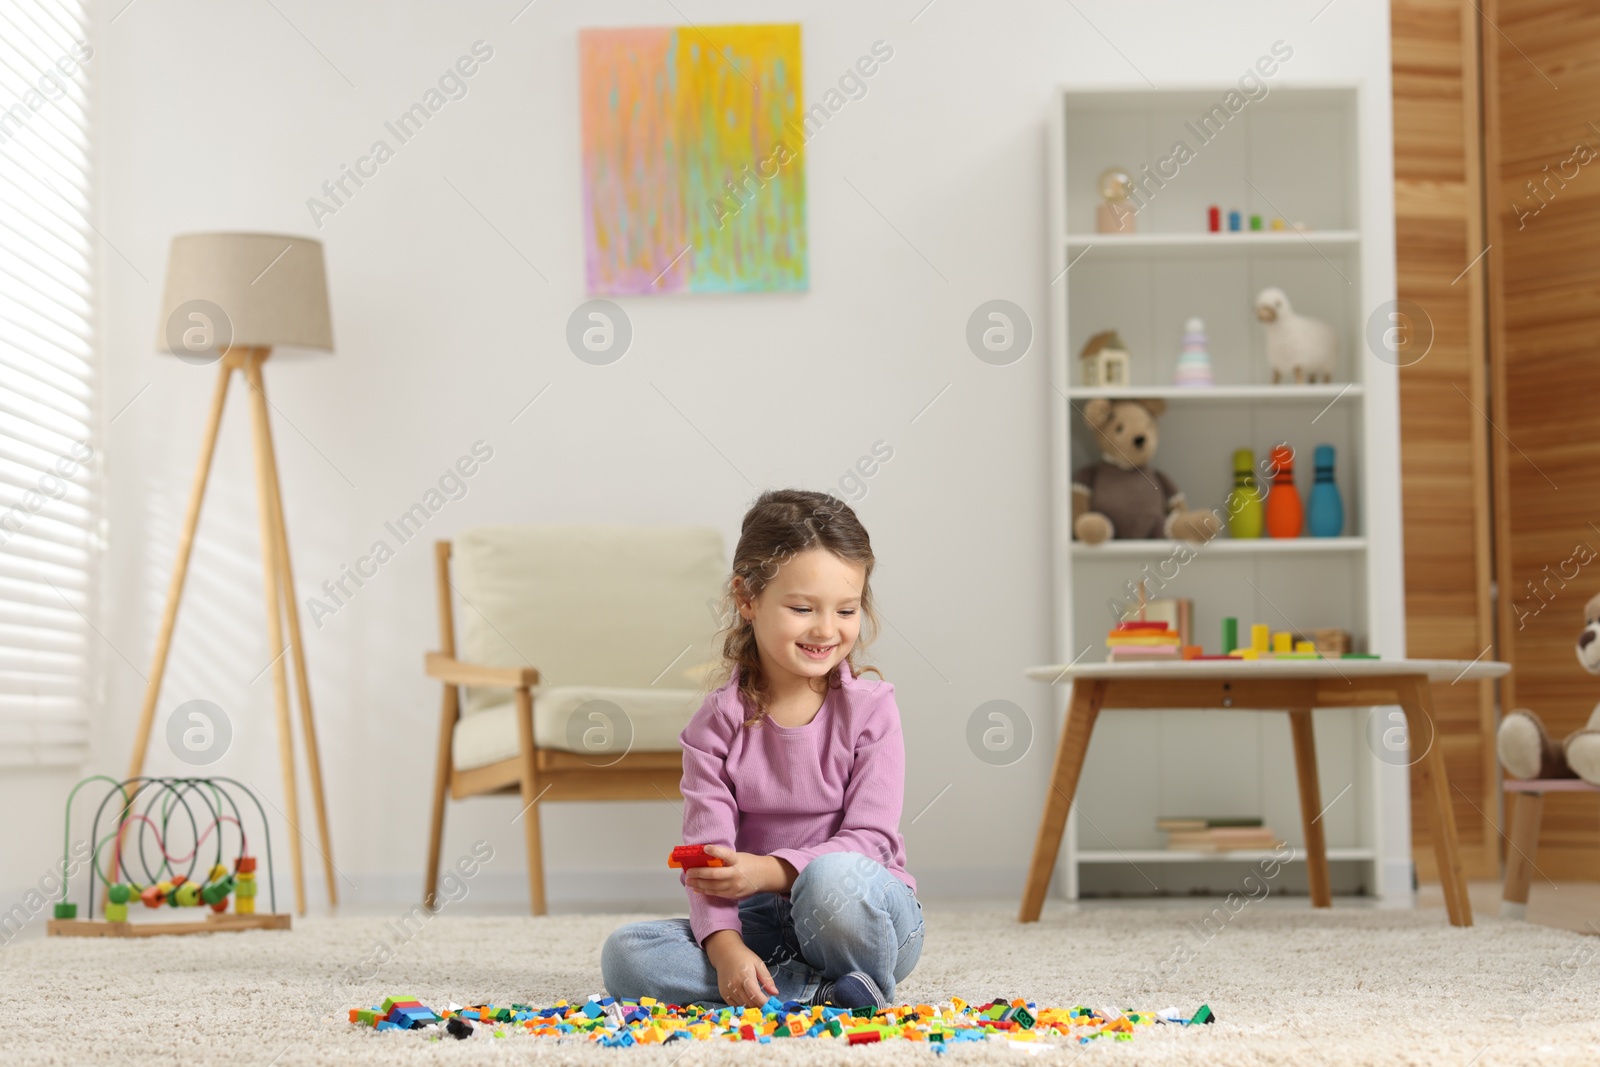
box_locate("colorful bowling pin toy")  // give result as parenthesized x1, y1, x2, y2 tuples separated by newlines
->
(1226, 448, 1264, 539)
(1307, 443, 1344, 537)
(1264, 444, 1303, 538)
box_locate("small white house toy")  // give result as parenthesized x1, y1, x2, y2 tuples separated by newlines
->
(1254, 287, 1338, 384)
(1079, 329, 1131, 387)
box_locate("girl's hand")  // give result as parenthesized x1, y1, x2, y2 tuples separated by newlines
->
(705, 931, 779, 1008)
(684, 846, 795, 900)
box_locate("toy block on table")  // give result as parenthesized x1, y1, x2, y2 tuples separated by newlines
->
(667, 845, 724, 869)
(1311, 627, 1351, 656)
(1106, 619, 1181, 662)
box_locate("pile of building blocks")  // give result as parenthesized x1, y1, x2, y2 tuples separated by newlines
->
(1214, 619, 1377, 662)
(1110, 617, 1379, 664)
(348, 994, 1216, 1046)
(353, 997, 444, 1032)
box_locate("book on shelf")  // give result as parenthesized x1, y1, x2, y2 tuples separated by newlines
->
(1155, 816, 1266, 832)
(1162, 825, 1280, 852)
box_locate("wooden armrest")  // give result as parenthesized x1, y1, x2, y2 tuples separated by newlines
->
(425, 652, 540, 688)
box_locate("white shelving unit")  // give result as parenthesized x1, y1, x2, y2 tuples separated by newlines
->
(1067, 384, 1362, 403)
(1070, 537, 1366, 558)
(1077, 847, 1377, 865)
(1065, 230, 1361, 254)
(1045, 86, 1407, 901)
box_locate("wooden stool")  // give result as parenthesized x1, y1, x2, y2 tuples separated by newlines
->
(1501, 778, 1599, 919)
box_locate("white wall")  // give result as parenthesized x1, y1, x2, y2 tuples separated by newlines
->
(13, 0, 1394, 914)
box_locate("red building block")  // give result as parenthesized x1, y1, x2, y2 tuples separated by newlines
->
(667, 845, 725, 869)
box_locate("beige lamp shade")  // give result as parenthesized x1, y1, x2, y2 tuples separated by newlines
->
(157, 232, 334, 357)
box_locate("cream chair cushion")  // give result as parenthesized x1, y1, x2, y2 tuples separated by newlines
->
(448, 525, 726, 769)
(452, 686, 705, 771)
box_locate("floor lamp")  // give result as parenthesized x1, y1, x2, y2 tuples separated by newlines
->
(124, 232, 339, 915)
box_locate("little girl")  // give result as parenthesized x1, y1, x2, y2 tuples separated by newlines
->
(602, 489, 922, 1009)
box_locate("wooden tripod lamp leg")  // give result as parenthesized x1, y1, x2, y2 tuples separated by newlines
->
(125, 355, 238, 780)
(244, 348, 306, 916)
(114, 355, 238, 899)
(247, 354, 338, 909)
(425, 542, 458, 912)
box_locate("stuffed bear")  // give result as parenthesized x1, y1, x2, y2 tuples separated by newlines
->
(1496, 591, 1600, 785)
(1071, 397, 1222, 544)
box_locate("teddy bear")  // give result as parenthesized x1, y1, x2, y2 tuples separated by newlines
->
(1071, 397, 1222, 544)
(1496, 591, 1600, 785)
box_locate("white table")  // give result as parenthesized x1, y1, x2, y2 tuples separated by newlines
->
(1018, 658, 1511, 928)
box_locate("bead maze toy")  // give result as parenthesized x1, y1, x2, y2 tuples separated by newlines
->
(48, 775, 290, 937)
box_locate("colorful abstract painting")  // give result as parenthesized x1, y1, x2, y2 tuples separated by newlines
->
(578, 24, 807, 295)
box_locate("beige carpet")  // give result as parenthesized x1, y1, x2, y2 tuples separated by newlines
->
(2, 904, 1599, 1065)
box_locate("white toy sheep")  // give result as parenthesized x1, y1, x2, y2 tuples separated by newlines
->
(1254, 287, 1338, 384)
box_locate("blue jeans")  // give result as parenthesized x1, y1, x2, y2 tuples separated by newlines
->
(601, 851, 924, 1007)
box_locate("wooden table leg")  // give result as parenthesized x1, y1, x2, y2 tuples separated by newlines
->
(1399, 678, 1472, 927)
(1501, 791, 1544, 920)
(1288, 708, 1332, 908)
(1019, 680, 1105, 922)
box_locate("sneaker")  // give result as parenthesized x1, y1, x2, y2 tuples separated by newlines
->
(812, 971, 887, 1009)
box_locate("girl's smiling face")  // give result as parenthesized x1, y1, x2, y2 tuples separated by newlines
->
(737, 547, 865, 688)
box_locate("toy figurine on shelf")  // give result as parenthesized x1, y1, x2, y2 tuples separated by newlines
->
(1255, 287, 1338, 384)
(1072, 398, 1222, 544)
(1173, 317, 1214, 387)
(1226, 448, 1264, 538)
(1095, 167, 1136, 234)
(1264, 444, 1304, 538)
(1079, 329, 1131, 387)
(1307, 444, 1344, 536)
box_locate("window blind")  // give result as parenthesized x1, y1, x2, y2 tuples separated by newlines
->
(0, 0, 96, 767)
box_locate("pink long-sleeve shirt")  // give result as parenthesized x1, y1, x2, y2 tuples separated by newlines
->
(677, 660, 915, 945)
